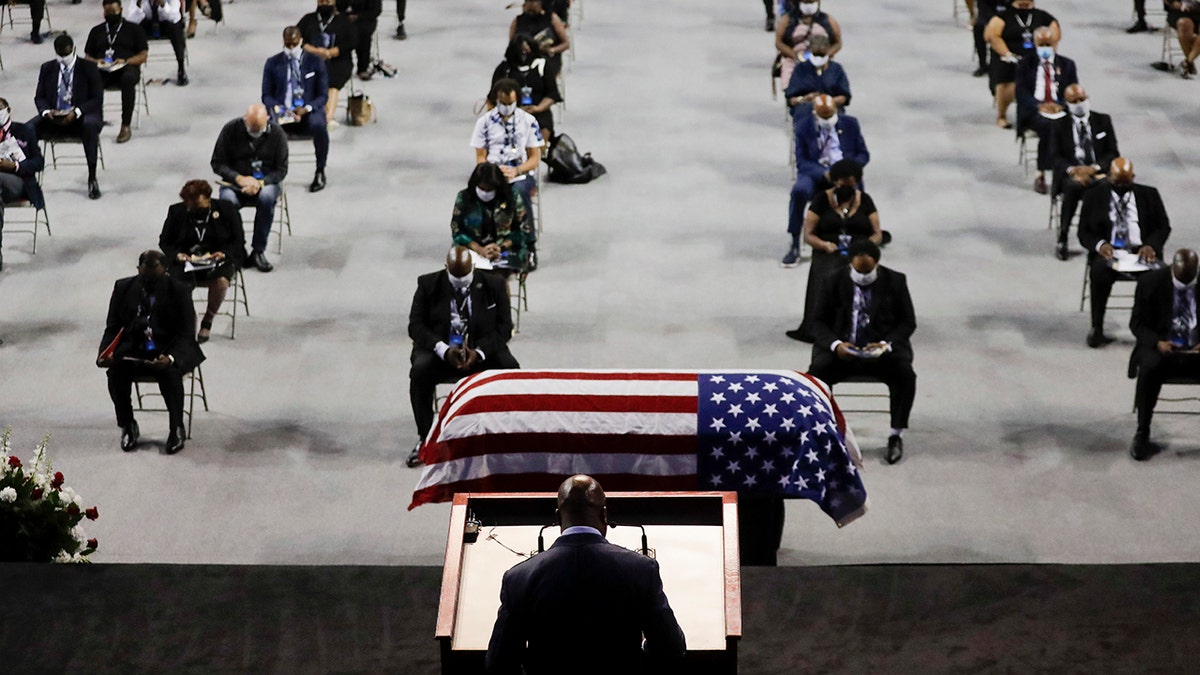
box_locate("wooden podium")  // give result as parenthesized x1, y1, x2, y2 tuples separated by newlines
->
(435, 491, 742, 674)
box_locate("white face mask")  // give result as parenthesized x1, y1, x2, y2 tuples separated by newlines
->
(56, 52, 76, 68)
(809, 54, 829, 68)
(245, 122, 265, 138)
(816, 113, 838, 129)
(475, 187, 497, 202)
(850, 267, 878, 287)
(496, 102, 517, 117)
(284, 45, 304, 59)
(799, 2, 819, 16)
(0, 109, 10, 127)
(449, 270, 474, 292)
(1067, 99, 1090, 118)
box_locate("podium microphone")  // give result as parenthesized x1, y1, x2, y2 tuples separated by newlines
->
(611, 522, 651, 557)
(536, 523, 556, 554)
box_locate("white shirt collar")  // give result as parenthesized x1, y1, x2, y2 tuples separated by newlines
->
(559, 525, 603, 537)
(1172, 275, 1198, 291)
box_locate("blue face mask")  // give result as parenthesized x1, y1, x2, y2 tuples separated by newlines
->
(1036, 46, 1054, 61)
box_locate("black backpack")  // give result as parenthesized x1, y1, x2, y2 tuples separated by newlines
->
(546, 134, 606, 184)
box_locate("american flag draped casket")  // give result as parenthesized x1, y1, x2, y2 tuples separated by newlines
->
(409, 370, 869, 527)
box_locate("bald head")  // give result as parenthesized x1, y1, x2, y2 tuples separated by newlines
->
(813, 95, 836, 120)
(446, 245, 473, 278)
(244, 104, 268, 134)
(556, 475, 607, 533)
(283, 26, 302, 48)
(1065, 84, 1087, 104)
(1173, 249, 1199, 285)
(1109, 158, 1134, 185)
(1034, 26, 1055, 47)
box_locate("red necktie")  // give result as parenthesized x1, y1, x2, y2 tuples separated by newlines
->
(1042, 61, 1054, 102)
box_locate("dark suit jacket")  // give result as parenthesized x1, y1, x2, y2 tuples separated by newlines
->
(33, 58, 104, 120)
(1, 122, 46, 209)
(1129, 267, 1198, 375)
(795, 113, 870, 181)
(1078, 183, 1170, 256)
(784, 61, 851, 114)
(1051, 111, 1119, 192)
(485, 532, 686, 675)
(1014, 53, 1077, 134)
(262, 51, 329, 124)
(408, 269, 514, 363)
(810, 265, 916, 361)
(99, 275, 205, 372)
(337, 0, 382, 20)
(158, 200, 246, 269)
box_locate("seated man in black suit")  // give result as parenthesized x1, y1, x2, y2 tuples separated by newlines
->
(1129, 249, 1200, 460)
(96, 250, 205, 455)
(31, 35, 105, 200)
(1051, 84, 1119, 261)
(1014, 27, 1077, 195)
(158, 179, 245, 343)
(263, 26, 330, 193)
(0, 97, 46, 271)
(406, 245, 519, 467)
(807, 240, 916, 464)
(486, 475, 687, 675)
(1078, 158, 1171, 348)
(123, 0, 189, 86)
(211, 104, 289, 273)
(83, 0, 149, 144)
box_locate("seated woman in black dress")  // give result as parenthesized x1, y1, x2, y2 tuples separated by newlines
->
(158, 179, 245, 343)
(787, 159, 883, 342)
(509, 0, 569, 78)
(492, 34, 562, 143)
(451, 163, 533, 274)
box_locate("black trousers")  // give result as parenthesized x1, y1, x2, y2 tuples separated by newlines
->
(1057, 174, 1100, 244)
(107, 360, 186, 430)
(354, 18, 378, 73)
(795, 249, 848, 337)
(809, 349, 917, 430)
(762, 0, 774, 18)
(409, 349, 520, 440)
(1134, 349, 1200, 435)
(282, 115, 329, 172)
(1134, 0, 1146, 19)
(1025, 115, 1054, 172)
(738, 495, 785, 566)
(1088, 255, 1139, 330)
(29, 114, 102, 180)
(26, 0, 45, 34)
(143, 19, 188, 69)
(396, 0, 406, 22)
(101, 65, 141, 127)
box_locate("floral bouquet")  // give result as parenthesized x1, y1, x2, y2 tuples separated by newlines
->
(0, 428, 99, 562)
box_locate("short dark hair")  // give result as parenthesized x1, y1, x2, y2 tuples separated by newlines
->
(102, 0, 122, 7)
(179, 179, 213, 202)
(848, 239, 881, 262)
(138, 250, 165, 268)
(829, 159, 863, 183)
(491, 78, 520, 100)
(54, 34, 74, 56)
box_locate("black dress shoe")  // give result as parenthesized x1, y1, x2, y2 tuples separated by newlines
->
(886, 435, 904, 464)
(309, 170, 326, 193)
(406, 443, 423, 468)
(1055, 242, 1069, 261)
(165, 425, 186, 455)
(1126, 19, 1149, 33)
(972, 66, 987, 77)
(250, 251, 274, 272)
(0, 250, 4, 272)
(785, 329, 813, 343)
(31, 31, 44, 44)
(1086, 328, 1116, 349)
(1130, 433, 1152, 461)
(394, 23, 407, 40)
(765, 16, 774, 32)
(120, 420, 140, 452)
(178, 69, 189, 86)
(88, 178, 102, 200)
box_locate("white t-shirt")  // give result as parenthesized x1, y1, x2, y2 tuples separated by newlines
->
(124, 0, 183, 25)
(470, 108, 543, 172)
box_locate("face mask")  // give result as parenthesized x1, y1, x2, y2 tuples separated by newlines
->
(834, 185, 856, 203)
(105, 13, 122, 27)
(188, 206, 209, 218)
(284, 45, 303, 59)
(850, 267, 878, 287)
(56, 53, 75, 68)
(799, 2, 819, 15)
(816, 113, 838, 129)
(475, 187, 497, 202)
(1067, 100, 1090, 118)
(245, 122, 265, 138)
(496, 102, 517, 117)
(316, 4, 335, 19)
(0, 109, 10, 127)
(1036, 46, 1054, 60)
(1111, 183, 1133, 195)
(449, 270, 474, 292)
(809, 54, 829, 68)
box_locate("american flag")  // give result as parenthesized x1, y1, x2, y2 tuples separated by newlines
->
(408, 370, 868, 526)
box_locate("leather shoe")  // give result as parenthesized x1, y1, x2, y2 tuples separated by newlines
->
(309, 170, 326, 193)
(31, 30, 44, 44)
(394, 23, 407, 40)
(972, 66, 987, 77)
(178, 69, 189, 86)
(1130, 433, 1153, 461)
(1086, 328, 1116, 349)
(1126, 19, 1149, 34)
(250, 251, 274, 272)
(785, 328, 813, 343)
(765, 16, 774, 32)
(406, 442, 423, 468)
(886, 435, 904, 464)
(1033, 175, 1047, 194)
(120, 420, 140, 452)
(1055, 242, 1069, 261)
(165, 425, 186, 455)
(88, 178, 102, 200)
(116, 125, 132, 144)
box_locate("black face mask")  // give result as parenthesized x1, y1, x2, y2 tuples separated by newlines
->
(188, 207, 209, 219)
(834, 185, 856, 203)
(317, 5, 335, 19)
(105, 13, 122, 27)
(1112, 183, 1133, 195)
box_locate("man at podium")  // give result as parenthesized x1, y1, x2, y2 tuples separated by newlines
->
(485, 475, 687, 674)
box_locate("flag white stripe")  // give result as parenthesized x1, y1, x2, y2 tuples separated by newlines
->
(414, 452, 699, 492)
(440, 411, 698, 441)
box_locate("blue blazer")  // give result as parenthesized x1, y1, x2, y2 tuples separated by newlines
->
(784, 60, 851, 120)
(261, 51, 328, 124)
(795, 113, 870, 180)
(33, 58, 104, 122)
(1014, 53, 1077, 134)
(2, 122, 46, 209)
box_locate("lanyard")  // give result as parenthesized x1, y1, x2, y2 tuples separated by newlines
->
(193, 210, 212, 244)
(106, 22, 124, 51)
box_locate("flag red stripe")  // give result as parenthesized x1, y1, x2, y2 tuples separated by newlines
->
(408, 473, 700, 510)
(423, 434, 698, 463)
(443, 394, 699, 415)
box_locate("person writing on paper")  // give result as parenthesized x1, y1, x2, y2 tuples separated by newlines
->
(1050, 84, 1119, 261)
(83, 0, 149, 144)
(451, 163, 533, 271)
(406, 246, 519, 467)
(97, 250, 205, 455)
(1014, 27, 1077, 195)
(211, 103, 289, 272)
(486, 474, 686, 675)
(1129, 249, 1200, 460)
(32, 34, 105, 200)
(1078, 158, 1171, 348)
(0, 97, 46, 272)
(807, 240, 916, 465)
(158, 180, 245, 343)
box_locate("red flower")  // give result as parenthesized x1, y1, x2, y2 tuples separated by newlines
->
(86, 539, 98, 551)
(66, 503, 80, 515)
(50, 472, 64, 489)
(7, 456, 19, 468)
(31, 488, 44, 500)
(86, 506, 99, 520)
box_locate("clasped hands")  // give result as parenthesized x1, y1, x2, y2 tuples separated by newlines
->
(176, 252, 225, 262)
(1097, 243, 1155, 264)
(235, 175, 263, 195)
(444, 346, 481, 370)
(1068, 165, 1100, 185)
(835, 341, 887, 361)
(96, 354, 171, 369)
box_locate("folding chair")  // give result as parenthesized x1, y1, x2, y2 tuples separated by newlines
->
(192, 267, 249, 339)
(829, 373, 890, 415)
(134, 364, 208, 438)
(2, 197, 50, 254)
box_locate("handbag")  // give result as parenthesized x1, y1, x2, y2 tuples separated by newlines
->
(347, 93, 376, 126)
